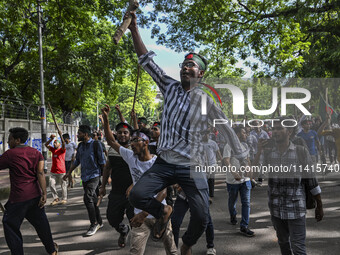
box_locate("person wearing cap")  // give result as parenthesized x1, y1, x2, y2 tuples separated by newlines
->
(99, 122, 134, 248)
(63, 125, 106, 237)
(101, 106, 177, 255)
(137, 117, 148, 129)
(44, 132, 67, 206)
(126, 12, 247, 254)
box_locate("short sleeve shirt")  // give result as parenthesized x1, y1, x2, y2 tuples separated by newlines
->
(65, 142, 77, 161)
(49, 147, 66, 174)
(0, 146, 43, 203)
(119, 146, 165, 218)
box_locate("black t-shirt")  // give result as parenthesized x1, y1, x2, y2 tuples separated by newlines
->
(108, 147, 133, 195)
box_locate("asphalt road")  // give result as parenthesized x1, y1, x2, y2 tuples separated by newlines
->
(0, 172, 339, 255)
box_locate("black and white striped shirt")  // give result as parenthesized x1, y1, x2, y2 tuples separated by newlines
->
(139, 51, 247, 164)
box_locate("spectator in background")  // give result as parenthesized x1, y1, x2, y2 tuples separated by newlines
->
(297, 119, 322, 164)
(45, 132, 67, 205)
(63, 133, 77, 188)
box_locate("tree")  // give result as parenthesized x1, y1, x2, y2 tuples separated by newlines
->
(138, 0, 340, 78)
(0, 0, 158, 125)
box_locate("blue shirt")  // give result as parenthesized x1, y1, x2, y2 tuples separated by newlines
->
(297, 130, 319, 155)
(73, 138, 106, 182)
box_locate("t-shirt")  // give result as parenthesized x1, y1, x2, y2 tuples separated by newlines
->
(0, 146, 43, 203)
(107, 147, 133, 195)
(321, 128, 340, 162)
(49, 147, 66, 174)
(119, 146, 165, 217)
(223, 142, 250, 184)
(65, 142, 77, 161)
(297, 130, 319, 155)
(204, 139, 219, 165)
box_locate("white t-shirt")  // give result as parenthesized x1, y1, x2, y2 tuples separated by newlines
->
(204, 139, 219, 165)
(223, 142, 250, 184)
(119, 146, 165, 217)
(65, 142, 77, 161)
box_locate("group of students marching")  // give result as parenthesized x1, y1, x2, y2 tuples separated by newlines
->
(1, 10, 339, 255)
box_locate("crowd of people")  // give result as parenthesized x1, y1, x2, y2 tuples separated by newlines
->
(0, 11, 339, 255)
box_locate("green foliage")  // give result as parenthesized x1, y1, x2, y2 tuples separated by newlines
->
(139, 0, 340, 78)
(1, 0, 159, 126)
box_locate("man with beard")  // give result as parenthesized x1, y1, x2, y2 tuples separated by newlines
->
(126, 12, 247, 255)
(99, 122, 134, 248)
(63, 125, 106, 236)
(101, 105, 177, 255)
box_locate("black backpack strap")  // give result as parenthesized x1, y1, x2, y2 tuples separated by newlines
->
(296, 144, 316, 209)
(92, 140, 104, 174)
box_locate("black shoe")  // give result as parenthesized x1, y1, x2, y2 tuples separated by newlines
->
(230, 215, 237, 225)
(240, 227, 255, 237)
(118, 225, 130, 248)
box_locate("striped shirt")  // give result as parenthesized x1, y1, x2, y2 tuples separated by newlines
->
(139, 51, 247, 164)
(263, 142, 321, 219)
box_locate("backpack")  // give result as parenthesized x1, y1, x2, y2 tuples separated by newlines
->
(78, 140, 104, 174)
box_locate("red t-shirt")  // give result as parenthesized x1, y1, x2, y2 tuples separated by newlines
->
(49, 147, 66, 174)
(0, 146, 43, 203)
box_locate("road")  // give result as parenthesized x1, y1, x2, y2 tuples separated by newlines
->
(0, 172, 339, 255)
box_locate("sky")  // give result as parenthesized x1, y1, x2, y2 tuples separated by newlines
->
(138, 25, 254, 81)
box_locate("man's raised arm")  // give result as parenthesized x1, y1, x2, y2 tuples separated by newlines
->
(127, 12, 147, 57)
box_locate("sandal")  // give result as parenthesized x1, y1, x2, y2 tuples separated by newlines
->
(151, 206, 173, 242)
(52, 242, 58, 255)
(118, 225, 130, 248)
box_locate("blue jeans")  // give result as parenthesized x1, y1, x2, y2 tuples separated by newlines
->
(171, 196, 214, 248)
(129, 157, 209, 247)
(2, 196, 56, 255)
(271, 215, 306, 255)
(227, 180, 251, 228)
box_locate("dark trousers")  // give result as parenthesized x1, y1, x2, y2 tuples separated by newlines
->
(2, 196, 55, 255)
(83, 177, 102, 226)
(107, 192, 134, 234)
(208, 177, 215, 197)
(129, 157, 209, 247)
(271, 215, 306, 255)
(171, 196, 214, 248)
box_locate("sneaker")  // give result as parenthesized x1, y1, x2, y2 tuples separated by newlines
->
(60, 200, 67, 205)
(209, 197, 213, 204)
(50, 199, 59, 206)
(240, 227, 255, 237)
(86, 224, 100, 236)
(230, 215, 237, 225)
(206, 248, 216, 255)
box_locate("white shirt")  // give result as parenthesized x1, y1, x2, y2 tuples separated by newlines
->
(119, 146, 165, 217)
(65, 142, 77, 161)
(223, 142, 250, 184)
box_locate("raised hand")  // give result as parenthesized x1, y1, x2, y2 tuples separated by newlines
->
(101, 104, 111, 119)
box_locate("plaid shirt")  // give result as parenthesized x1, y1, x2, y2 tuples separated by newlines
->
(263, 142, 321, 219)
(139, 51, 247, 164)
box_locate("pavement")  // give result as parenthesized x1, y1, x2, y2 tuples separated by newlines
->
(0, 172, 340, 255)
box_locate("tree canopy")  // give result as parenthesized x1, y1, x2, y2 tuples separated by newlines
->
(0, 0, 158, 125)
(139, 0, 340, 78)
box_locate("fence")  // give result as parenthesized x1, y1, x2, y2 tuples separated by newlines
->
(0, 118, 78, 156)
